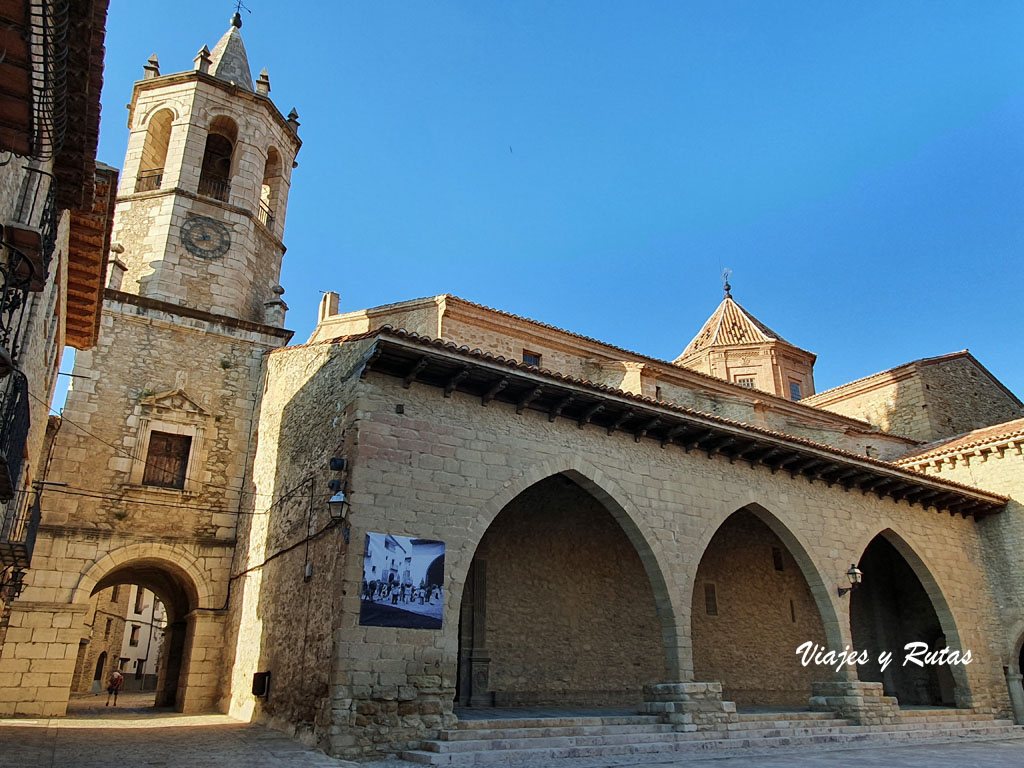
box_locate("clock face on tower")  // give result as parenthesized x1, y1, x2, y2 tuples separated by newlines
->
(180, 215, 231, 259)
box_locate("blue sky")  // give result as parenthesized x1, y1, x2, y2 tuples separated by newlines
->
(77, 1, 1024, 403)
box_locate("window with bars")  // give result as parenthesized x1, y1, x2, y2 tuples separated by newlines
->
(522, 350, 542, 368)
(142, 431, 192, 489)
(736, 377, 756, 389)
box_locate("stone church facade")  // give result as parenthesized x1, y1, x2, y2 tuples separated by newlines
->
(1, 17, 1024, 763)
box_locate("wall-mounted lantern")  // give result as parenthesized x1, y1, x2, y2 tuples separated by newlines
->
(837, 563, 863, 597)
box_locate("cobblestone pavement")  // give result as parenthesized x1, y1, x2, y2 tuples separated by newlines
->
(2, 705, 1023, 768)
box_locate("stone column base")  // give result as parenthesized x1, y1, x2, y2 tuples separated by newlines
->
(809, 681, 899, 725)
(642, 682, 737, 731)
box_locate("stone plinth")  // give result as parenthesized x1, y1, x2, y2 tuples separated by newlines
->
(809, 680, 899, 725)
(642, 682, 737, 731)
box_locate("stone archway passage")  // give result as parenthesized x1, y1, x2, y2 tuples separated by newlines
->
(851, 535, 957, 706)
(691, 508, 829, 709)
(457, 474, 665, 707)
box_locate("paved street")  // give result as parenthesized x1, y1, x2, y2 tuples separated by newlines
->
(2, 702, 1023, 768)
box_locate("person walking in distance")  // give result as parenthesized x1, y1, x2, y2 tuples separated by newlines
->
(106, 669, 124, 707)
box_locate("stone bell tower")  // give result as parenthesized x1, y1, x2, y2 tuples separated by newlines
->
(0, 15, 299, 716)
(110, 11, 301, 324)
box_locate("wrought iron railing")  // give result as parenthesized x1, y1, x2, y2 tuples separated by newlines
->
(257, 199, 274, 231)
(0, 488, 40, 570)
(198, 175, 230, 202)
(14, 0, 70, 159)
(0, 372, 30, 504)
(12, 166, 58, 260)
(135, 167, 164, 193)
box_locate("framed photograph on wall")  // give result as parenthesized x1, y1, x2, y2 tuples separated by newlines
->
(359, 533, 445, 629)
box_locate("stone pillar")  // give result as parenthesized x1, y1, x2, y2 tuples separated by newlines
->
(809, 680, 900, 725)
(642, 682, 737, 731)
(466, 560, 492, 707)
(0, 601, 88, 716)
(175, 610, 226, 713)
(1004, 669, 1024, 724)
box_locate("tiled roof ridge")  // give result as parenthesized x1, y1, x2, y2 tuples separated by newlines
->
(896, 417, 1024, 464)
(362, 325, 1003, 504)
(805, 350, 972, 402)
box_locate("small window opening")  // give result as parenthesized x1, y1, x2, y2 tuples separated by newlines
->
(704, 583, 718, 616)
(104, 618, 112, 638)
(655, 385, 663, 401)
(134, 588, 146, 614)
(772, 546, 784, 571)
(129, 625, 140, 647)
(110, 586, 119, 602)
(790, 599, 796, 623)
(142, 431, 192, 490)
(522, 350, 542, 368)
(789, 381, 802, 401)
(736, 377, 756, 389)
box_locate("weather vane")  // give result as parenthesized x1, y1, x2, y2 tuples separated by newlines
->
(722, 267, 732, 298)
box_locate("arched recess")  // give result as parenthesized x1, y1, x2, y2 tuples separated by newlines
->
(850, 529, 967, 707)
(136, 108, 175, 192)
(198, 115, 238, 202)
(258, 146, 281, 231)
(453, 459, 679, 708)
(71, 545, 214, 711)
(689, 503, 844, 709)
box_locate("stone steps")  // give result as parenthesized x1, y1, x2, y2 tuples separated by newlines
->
(402, 712, 1023, 765)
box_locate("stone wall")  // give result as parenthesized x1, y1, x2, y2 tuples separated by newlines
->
(804, 355, 1023, 444)
(691, 510, 827, 708)
(473, 476, 664, 706)
(222, 339, 372, 751)
(919, 357, 1024, 442)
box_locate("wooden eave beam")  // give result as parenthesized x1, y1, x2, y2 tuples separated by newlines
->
(683, 430, 715, 452)
(359, 346, 383, 379)
(635, 417, 661, 443)
(516, 386, 543, 414)
(548, 394, 574, 422)
(578, 402, 604, 428)
(443, 367, 470, 398)
(707, 436, 735, 458)
(661, 424, 687, 448)
(481, 376, 508, 406)
(402, 356, 429, 388)
(607, 409, 635, 436)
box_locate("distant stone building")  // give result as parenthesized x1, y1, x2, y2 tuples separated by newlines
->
(1, 13, 1024, 765)
(70, 585, 130, 695)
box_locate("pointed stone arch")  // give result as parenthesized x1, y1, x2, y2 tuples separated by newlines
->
(688, 501, 846, 706)
(454, 456, 684, 708)
(851, 527, 970, 707)
(690, 500, 846, 654)
(456, 454, 683, 673)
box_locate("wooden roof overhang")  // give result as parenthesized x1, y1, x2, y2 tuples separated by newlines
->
(66, 165, 118, 349)
(360, 330, 1007, 520)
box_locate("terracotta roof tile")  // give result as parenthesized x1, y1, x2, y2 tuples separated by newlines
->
(896, 417, 1024, 463)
